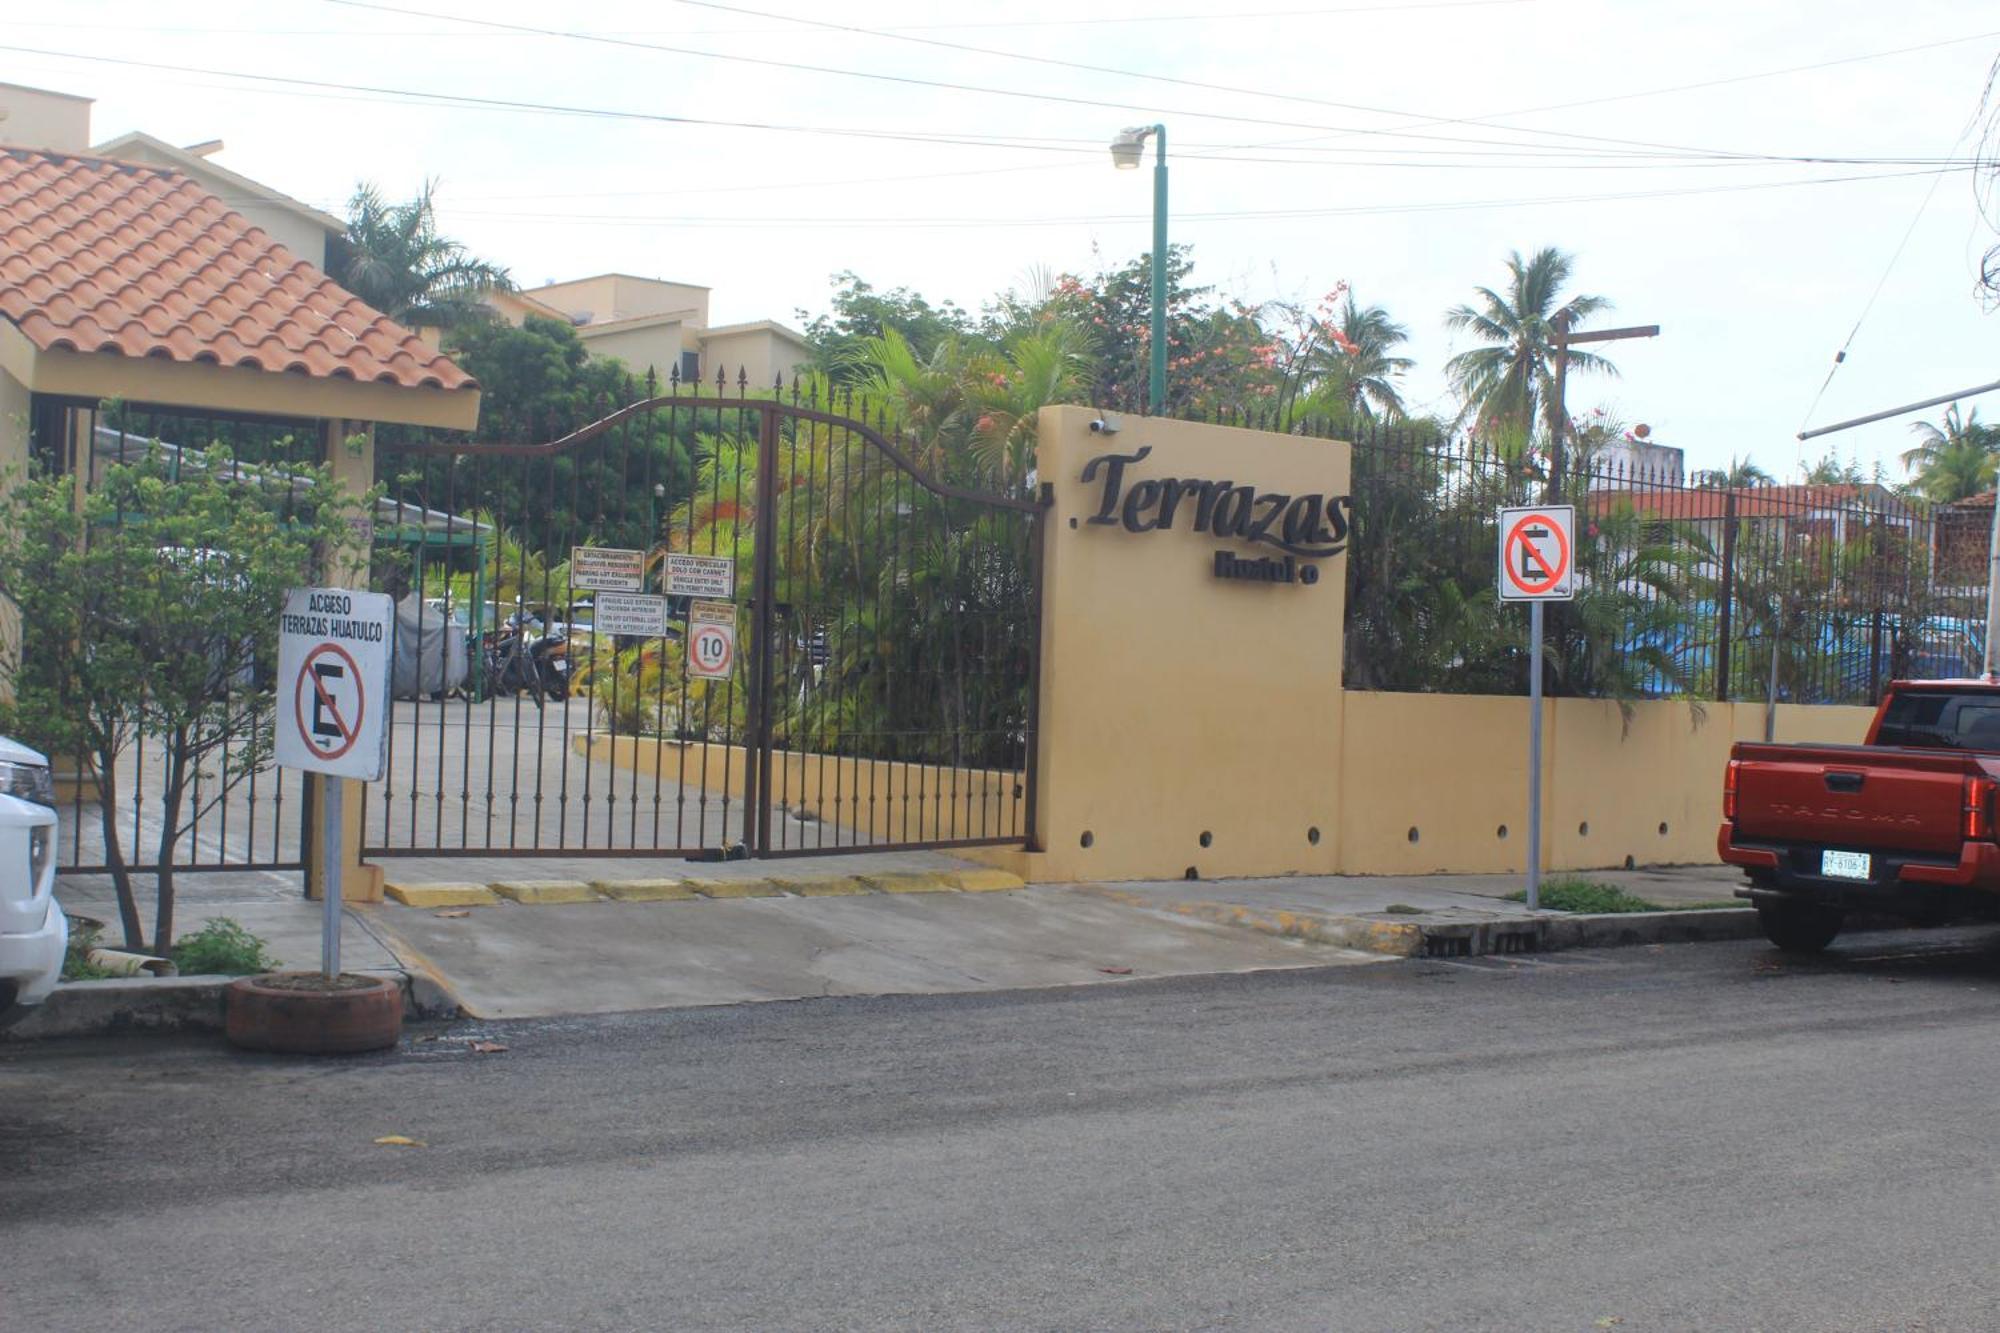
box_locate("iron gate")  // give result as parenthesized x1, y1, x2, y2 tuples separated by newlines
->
(365, 374, 1043, 860)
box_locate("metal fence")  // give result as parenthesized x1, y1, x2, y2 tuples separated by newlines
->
(1178, 406, 1969, 706)
(366, 370, 1041, 860)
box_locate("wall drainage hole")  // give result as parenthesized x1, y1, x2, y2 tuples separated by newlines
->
(1658, 822, 1669, 836)
(1496, 824, 1509, 840)
(1080, 831, 1094, 849)
(1578, 821, 1590, 837)
(1406, 826, 1421, 844)
(1184, 866, 1200, 881)
(1307, 826, 1321, 845)
(1198, 831, 1213, 848)
(1623, 855, 1636, 870)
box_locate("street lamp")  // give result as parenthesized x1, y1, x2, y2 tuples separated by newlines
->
(1111, 123, 1167, 414)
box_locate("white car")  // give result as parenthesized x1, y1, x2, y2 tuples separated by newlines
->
(0, 736, 64, 1019)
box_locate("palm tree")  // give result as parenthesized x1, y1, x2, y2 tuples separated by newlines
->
(1443, 247, 1615, 453)
(1901, 403, 1998, 503)
(1692, 456, 1774, 490)
(1298, 295, 1414, 422)
(327, 181, 512, 328)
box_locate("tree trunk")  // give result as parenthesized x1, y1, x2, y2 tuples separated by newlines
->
(152, 733, 189, 955)
(91, 754, 145, 951)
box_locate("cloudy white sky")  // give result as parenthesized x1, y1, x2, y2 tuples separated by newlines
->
(9, 1, 1999, 479)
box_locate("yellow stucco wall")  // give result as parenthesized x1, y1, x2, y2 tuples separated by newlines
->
(1016, 406, 1351, 882)
(576, 321, 687, 386)
(1335, 693, 1875, 876)
(698, 328, 809, 389)
(577, 735, 1025, 845)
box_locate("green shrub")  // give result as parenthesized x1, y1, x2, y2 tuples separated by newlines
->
(168, 918, 277, 976)
(1503, 878, 1664, 914)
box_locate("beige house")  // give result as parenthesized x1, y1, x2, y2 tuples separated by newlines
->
(507, 273, 810, 391)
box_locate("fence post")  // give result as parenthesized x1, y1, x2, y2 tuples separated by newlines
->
(743, 403, 781, 857)
(1715, 489, 1737, 702)
(306, 418, 383, 904)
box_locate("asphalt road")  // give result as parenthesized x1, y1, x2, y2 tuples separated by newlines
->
(10, 930, 2000, 1330)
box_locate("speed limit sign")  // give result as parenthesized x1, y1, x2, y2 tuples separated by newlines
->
(688, 620, 735, 680)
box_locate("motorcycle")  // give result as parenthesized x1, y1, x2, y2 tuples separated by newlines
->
(482, 614, 569, 704)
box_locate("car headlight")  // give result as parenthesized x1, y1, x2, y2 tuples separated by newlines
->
(0, 760, 56, 809)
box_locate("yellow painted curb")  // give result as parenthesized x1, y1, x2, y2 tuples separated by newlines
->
(686, 878, 784, 899)
(594, 879, 700, 902)
(384, 882, 500, 909)
(857, 870, 958, 894)
(948, 869, 1025, 893)
(767, 874, 873, 897)
(489, 880, 601, 905)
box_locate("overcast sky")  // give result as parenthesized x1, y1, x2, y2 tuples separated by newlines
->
(10, 1, 1999, 479)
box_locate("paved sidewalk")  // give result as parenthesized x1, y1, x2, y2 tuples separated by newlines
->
(54, 871, 399, 973)
(53, 858, 1751, 1019)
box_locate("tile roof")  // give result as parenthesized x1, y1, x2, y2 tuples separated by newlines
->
(0, 147, 474, 392)
(1589, 483, 1917, 522)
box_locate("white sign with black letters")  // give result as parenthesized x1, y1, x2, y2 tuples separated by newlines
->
(665, 553, 736, 599)
(275, 587, 394, 781)
(571, 546, 646, 593)
(595, 592, 669, 638)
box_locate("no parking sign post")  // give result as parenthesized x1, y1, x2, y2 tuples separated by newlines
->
(275, 588, 394, 978)
(1497, 506, 1575, 912)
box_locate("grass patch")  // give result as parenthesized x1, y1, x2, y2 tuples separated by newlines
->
(1502, 878, 1665, 914)
(168, 918, 277, 976)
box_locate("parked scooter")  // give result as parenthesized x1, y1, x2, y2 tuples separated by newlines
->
(481, 613, 569, 703)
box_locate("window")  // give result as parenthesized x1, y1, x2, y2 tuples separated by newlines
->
(1875, 690, 2000, 750)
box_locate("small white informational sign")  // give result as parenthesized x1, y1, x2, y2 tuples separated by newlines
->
(274, 587, 395, 781)
(665, 553, 736, 600)
(1497, 505, 1576, 602)
(687, 619, 737, 680)
(594, 591, 669, 638)
(688, 599, 736, 627)
(570, 546, 646, 593)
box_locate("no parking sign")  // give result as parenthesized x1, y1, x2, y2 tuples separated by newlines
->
(275, 587, 394, 781)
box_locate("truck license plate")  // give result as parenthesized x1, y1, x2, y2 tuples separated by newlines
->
(1821, 850, 1872, 880)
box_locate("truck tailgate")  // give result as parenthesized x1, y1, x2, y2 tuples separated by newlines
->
(1731, 742, 1970, 857)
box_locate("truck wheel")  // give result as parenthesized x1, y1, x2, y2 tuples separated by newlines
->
(1757, 900, 1843, 954)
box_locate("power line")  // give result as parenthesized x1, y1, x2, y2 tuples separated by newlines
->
(7, 0, 1534, 39)
(439, 163, 1979, 230)
(318, 0, 1805, 164)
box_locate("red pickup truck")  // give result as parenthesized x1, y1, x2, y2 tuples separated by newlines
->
(1720, 679, 2000, 952)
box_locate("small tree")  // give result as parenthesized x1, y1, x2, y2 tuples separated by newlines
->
(0, 444, 364, 952)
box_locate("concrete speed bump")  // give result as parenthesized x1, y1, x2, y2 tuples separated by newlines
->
(686, 878, 784, 899)
(385, 882, 501, 909)
(948, 869, 1025, 893)
(766, 873, 873, 897)
(489, 880, 601, 905)
(595, 879, 700, 903)
(856, 870, 958, 894)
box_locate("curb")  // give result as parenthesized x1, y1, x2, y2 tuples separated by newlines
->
(0, 968, 459, 1043)
(384, 882, 500, 909)
(1075, 885, 1760, 959)
(378, 868, 1028, 907)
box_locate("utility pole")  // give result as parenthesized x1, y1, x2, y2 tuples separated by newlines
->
(1797, 379, 2000, 676)
(1548, 321, 1660, 498)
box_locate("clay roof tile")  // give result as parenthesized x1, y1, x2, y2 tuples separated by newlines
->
(0, 147, 475, 394)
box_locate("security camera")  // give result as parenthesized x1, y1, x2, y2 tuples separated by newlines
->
(1089, 415, 1121, 434)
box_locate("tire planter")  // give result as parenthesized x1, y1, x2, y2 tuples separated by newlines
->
(225, 972, 403, 1055)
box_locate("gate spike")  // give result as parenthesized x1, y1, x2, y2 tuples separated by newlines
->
(668, 361, 680, 392)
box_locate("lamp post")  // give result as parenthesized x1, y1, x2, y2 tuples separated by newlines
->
(1111, 124, 1167, 414)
